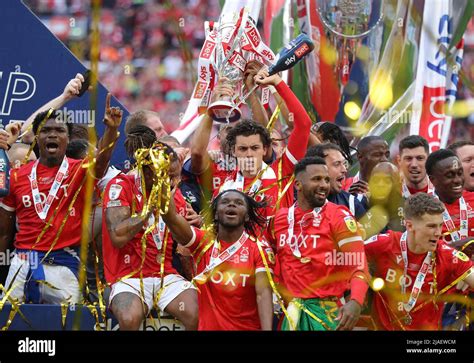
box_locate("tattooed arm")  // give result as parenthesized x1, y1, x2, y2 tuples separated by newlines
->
(105, 206, 151, 248)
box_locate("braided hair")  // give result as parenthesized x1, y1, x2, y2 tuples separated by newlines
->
(124, 124, 157, 160)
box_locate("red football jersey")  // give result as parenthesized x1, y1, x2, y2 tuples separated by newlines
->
(441, 191, 474, 243)
(364, 230, 473, 330)
(185, 228, 275, 330)
(406, 184, 429, 195)
(210, 154, 297, 219)
(102, 173, 186, 283)
(0, 157, 88, 251)
(198, 81, 311, 220)
(269, 202, 365, 300)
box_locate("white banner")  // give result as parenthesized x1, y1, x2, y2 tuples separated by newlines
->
(410, 0, 464, 152)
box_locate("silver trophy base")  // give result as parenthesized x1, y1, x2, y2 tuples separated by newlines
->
(208, 100, 241, 123)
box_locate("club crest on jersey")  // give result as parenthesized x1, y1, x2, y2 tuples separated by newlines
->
(453, 250, 469, 262)
(344, 216, 357, 233)
(266, 248, 275, 264)
(313, 215, 321, 227)
(240, 247, 249, 263)
(109, 184, 123, 201)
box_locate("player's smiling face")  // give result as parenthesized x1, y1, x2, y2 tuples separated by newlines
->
(38, 118, 69, 166)
(297, 164, 330, 208)
(215, 191, 248, 228)
(406, 213, 443, 253)
(430, 156, 464, 202)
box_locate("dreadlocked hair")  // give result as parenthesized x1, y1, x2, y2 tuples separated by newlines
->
(125, 124, 157, 160)
(210, 189, 267, 238)
(317, 122, 353, 165)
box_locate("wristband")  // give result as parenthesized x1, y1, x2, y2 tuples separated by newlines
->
(350, 274, 369, 307)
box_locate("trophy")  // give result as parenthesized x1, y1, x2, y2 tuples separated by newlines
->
(202, 7, 278, 123)
(316, 0, 384, 85)
(317, 0, 384, 39)
(206, 9, 254, 123)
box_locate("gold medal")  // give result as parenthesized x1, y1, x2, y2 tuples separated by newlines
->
(300, 257, 311, 264)
(403, 314, 412, 326)
(193, 274, 208, 284)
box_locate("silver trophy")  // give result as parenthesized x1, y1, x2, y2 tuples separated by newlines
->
(316, 0, 384, 85)
(207, 11, 250, 123)
(317, 0, 384, 39)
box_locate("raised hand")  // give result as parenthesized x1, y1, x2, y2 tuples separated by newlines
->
(348, 180, 369, 195)
(184, 202, 202, 227)
(63, 73, 85, 100)
(210, 77, 234, 104)
(104, 93, 123, 129)
(5, 122, 22, 146)
(244, 60, 265, 90)
(254, 68, 282, 87)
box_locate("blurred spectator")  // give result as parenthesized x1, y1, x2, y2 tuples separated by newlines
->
(25, 0, 219, 135)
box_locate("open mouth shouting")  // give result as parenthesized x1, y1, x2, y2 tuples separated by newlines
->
(335, 175, 345, 189)
(45, 141, 60, 154)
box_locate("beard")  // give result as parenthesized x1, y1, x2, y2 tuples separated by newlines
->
(303, 188, 326, 208)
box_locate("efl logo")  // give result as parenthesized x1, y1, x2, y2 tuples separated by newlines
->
(200, 40, 216, 59)
(246, 28, 260, 48)
(193, 82, 207, 99)
(295, 43, 310, 58)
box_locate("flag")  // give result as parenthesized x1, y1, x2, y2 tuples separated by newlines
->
(409, 0, 465, 152)
(294, 0, 341, 122)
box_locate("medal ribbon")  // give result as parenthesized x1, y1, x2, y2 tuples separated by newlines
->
(193, 231, 248, 283)
(287, 203, 324, 259)
(437, 196, 468, 242)
(29, 157, 69, 220)
(399, 231, 433, 314)
(401, 179, 435, 198)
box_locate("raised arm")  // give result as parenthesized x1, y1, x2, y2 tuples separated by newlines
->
(190, 112, 213, 175)
(95, 93, 123, 179)
(255, 70, 312, 161)
(161, 196, 195, 245)
(244, 61, 269, 128)
(190, 79, 233, 175)
(21, 73, 85, 143)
